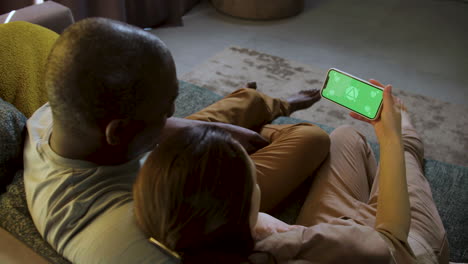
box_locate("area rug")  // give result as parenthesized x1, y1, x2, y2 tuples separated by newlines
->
(181, 46, 468, 167)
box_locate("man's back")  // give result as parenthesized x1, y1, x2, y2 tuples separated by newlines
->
(24, 104, 175, 263)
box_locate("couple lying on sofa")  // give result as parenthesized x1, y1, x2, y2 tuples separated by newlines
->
(22, 18, 448, 263)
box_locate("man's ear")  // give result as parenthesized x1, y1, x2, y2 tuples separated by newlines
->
(105, 119, 128, 146)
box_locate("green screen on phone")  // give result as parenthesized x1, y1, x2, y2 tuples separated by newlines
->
(322, 69, 384, 119)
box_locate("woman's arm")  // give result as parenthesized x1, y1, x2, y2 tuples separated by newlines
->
(350, 81, 410, 244)
(376, 134, 409, 242)
(252, 213, 298, 241)
(162, 117, 268, 153)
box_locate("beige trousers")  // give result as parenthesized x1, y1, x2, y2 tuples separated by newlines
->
(186, 88, 330, 212)
(295, 125, 449, 263)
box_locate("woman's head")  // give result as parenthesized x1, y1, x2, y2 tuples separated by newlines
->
(133, 125, 260, 263)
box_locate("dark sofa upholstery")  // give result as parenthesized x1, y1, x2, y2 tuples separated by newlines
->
(0, 0, 34, 14)
(0, 1, 74, 33)
(54, 0, 200, 27)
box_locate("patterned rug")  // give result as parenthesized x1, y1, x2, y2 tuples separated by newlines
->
(181, 46, 468, 167)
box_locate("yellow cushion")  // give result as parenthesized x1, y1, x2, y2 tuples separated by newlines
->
(0, 21, 59, 118)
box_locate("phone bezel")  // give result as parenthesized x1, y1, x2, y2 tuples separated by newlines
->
(320, 68, 384, 120)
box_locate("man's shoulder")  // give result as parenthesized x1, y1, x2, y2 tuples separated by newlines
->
(21, 104, 175, 263)
(25, 103, 53, 143)
(64, 203, 177, 264)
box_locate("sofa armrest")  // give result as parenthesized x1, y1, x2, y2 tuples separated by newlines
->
(0, 227, 49, 264)
(0, 1, 74, 33)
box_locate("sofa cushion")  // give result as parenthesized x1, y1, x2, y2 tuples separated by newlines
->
(0, 98, 27, 193)
(0, 21, 58, 118)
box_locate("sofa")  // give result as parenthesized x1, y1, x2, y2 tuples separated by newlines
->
(0, 0, 34, 14)
(0, 1, 74, 33)
(1, 0, 200, 28)
(0, 2, 467, 264)
(49, 0, 200, 28)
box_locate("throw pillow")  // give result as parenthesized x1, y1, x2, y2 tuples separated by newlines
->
(0, 98, 27, 193)
(0, 21, 59, 117)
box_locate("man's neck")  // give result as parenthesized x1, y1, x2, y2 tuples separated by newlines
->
(49, 123, 128, 166)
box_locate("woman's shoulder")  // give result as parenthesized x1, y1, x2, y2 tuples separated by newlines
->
(254, 219, 393, 264)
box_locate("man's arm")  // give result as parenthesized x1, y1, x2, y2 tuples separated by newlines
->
(162, 117, 268, 153)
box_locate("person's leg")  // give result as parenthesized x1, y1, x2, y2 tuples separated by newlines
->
(185, 88, 290, 131)
(295, 125, 378, 226)
(400, 113, 449, 263)
(186, 87, 330, 212)
(185, 87, 321, 131)
(252, 123, 330, 212)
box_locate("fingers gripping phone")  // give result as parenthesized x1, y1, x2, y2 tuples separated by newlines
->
(321, 68, 384, 120)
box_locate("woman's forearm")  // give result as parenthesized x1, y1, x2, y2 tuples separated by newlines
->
(375, 136, 410, 243)
(163, 117, 242, 134)
(162, 117, 223, 138)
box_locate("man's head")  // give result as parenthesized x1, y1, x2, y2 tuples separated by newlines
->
(46, 18, 178, 163)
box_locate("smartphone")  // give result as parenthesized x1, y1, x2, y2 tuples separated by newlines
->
(321, 68, 384, 120)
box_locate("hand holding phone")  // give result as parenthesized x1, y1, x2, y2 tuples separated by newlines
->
(321, 69, 404, 141)
(321, 68, 384, 120)
(351, 81, 403, 142)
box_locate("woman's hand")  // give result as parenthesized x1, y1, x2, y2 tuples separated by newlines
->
(349, 80, 402, 143)
(252, 213, 299, 241)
